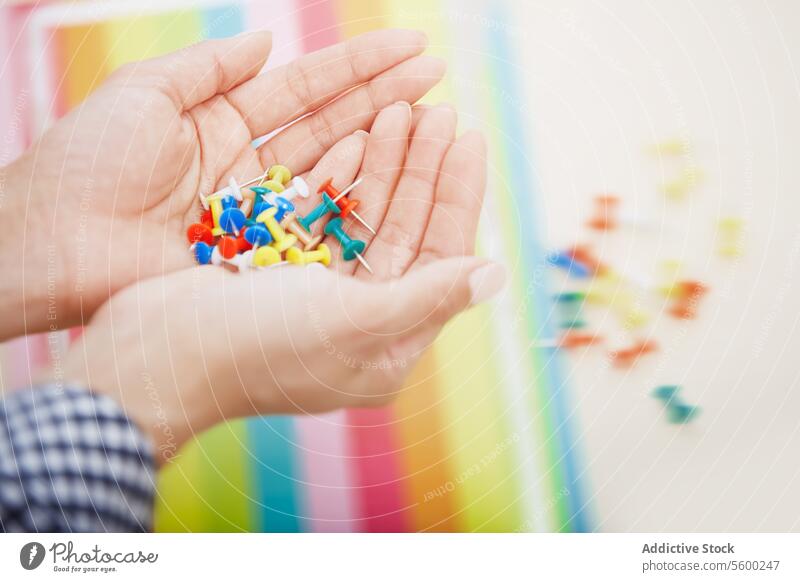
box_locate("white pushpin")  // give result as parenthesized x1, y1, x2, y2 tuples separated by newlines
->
(264, 176, 310, 205)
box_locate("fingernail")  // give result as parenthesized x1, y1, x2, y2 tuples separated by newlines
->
(469, 262, 507, 306)
(354, 129, 369, 138)
(393, 100, 411, 113)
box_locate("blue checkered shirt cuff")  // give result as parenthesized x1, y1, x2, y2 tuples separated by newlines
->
(0, 384, 155, 532)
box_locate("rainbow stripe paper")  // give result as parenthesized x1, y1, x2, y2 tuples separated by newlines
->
(0, 0, 591, 532)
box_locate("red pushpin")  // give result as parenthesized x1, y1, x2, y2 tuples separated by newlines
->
(187, 223, 214, 245)
(318, 177, 376, 235)
(587, 194, 620, 230)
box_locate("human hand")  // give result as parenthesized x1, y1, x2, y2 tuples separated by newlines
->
(0, 29, 443, 340)
(60, 108, 503, 465)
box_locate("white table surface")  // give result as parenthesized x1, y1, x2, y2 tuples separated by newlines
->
(515, 0, 800, 531)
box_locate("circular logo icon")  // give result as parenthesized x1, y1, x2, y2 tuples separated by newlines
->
(19, 542, 46, 570)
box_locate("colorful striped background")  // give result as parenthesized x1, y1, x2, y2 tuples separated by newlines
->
(0, 0, 590, 532)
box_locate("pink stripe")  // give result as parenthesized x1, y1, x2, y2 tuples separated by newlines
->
(295, 411, 356, 532)
(294, 0, 340, 51)
(347, 407, 410, 532)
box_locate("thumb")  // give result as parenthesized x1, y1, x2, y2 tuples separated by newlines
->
(368, 257, 507, 338)
(112, 31, 272, 110)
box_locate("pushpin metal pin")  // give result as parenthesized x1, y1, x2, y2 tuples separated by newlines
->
(319, 177, 376, 236)
(324, 217, 373, 274)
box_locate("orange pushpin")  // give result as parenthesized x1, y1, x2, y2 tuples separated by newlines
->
(669, 281, 708, 319)
(612, 339, 658, 368)
(559, 331, 603, 349)
(586, 194, 620, 230)
(318, 177, 375, 235)
(566, 244, 608, 276)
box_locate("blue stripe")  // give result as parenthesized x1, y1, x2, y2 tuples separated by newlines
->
(201, 3, 244, 39)
(488, 6, 592, 532)
(247, 416, 304, 532)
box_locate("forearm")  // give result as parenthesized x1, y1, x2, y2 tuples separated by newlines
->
(0, 158, 76, 341)
(0, 384, 155, 532)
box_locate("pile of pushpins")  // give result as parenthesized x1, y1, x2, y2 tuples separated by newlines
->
(187, 165, 374, 274)
(543, 138, 745, 424)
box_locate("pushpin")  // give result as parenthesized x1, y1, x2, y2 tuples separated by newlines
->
(217, 236, 238, 260)
(273, 196, 295, 222)
(536, 330, 603, 349)
(717, 217, 744, 257)
(586, 194, 620, 231)
(259, 178, 285, 194)
(668, 280, 707, 319)
(646, 139, 689, 157)
(240, 188, 257, 217)
(219, 206, 246, 235)
(319, 177, 376, 235)
(252, 246, 281, 267)
(559, 330, 602, 349)
(266, 164, 292, 185)
(200, 209, 213, 228)
(662, 166, 702, 200)
(555, 291, 586, 329)
(207, 194, 226, 236)
(286, 243, 331, 267)
(244, 223, 272, 247)
(280, 212, 322, 250)
(193, 241, 214, 265)
(652, 385, 699, 424)
(236, 229, 253, 253)
(566, 244, 608, 276)
(269, 176, 310, 205)
(548, 251, 591, 278)
(186, 223, 213, 246)
(298, 193, 340, 232)
(198, 169, 277, 210)
(324, 217, 372, 274)
(256, 207, 297, 253)
(611, 339, 657, 368)
(249, 187, 274, 218)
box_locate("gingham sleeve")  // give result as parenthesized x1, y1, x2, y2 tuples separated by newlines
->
(0, 384, 156, 532)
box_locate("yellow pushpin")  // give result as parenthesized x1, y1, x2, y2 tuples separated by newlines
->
(717, 217, 744, 257)
(662, 166, 703, 200)
(252, 246, 281, 267)
(267, 165, 292, 185)
(646, 139, 689, 157)
(256, 207, 297, 253)
(286, 244, 331, 267)
(207, 194, 225, 236)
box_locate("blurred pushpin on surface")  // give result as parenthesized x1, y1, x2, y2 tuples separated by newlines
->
(716, 217, 744, 257)
(652, 385, 700, 424)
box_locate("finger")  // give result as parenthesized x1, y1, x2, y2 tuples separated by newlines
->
(227, 28, 427, 139)
(258, 55, 445, 177)
(338, 101, 412, 277)
(110, 32, 272, 111)
(359, 103, 457, 279)
(414, 130, 487, 266)
(294, 131, 368, 249)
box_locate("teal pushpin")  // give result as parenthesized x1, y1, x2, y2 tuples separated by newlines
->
(555, 291, 586, 329)
(652, 385, 699, 424)
(324, 217, 372, 273)
(299, 193, 340, 232)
